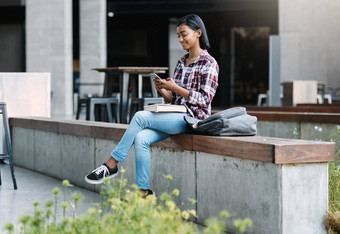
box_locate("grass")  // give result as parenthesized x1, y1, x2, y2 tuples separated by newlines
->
(324, 127, 340, 233)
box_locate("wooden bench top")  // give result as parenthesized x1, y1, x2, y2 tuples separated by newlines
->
(10, 117, 335, 165)
(212, 106, 340, 123)
(211, 106, 339, 123)
(247, 111, 340, 123)
(242, 105, 340, 113)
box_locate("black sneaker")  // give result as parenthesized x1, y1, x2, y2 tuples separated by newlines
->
(142, 189, 156, 198)
(85, 163, 118, 184)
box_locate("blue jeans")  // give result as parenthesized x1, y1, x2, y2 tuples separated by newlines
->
(111, 111, 188, 189)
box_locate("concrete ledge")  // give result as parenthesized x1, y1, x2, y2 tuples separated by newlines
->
(9, 117, 334, 164)
(9, 117, 335, 234)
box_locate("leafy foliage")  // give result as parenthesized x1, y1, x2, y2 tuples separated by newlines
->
(2, 170, 251, 234)
(322, 126, 340, 232)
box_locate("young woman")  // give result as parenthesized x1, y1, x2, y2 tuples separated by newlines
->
(85, 14, 219, 197)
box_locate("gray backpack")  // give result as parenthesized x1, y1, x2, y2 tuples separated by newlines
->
(184, 107, 257, 136)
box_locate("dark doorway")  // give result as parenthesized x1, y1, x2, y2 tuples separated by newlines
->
(0, 6, 25, 72)
(107, 14, 169, 69)
(106, 1, 278, 108)
(230, 27, 270, 105)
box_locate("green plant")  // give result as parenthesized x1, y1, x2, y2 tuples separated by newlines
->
(318, 125, 340, 232)
(327, 126, 340, 213)
(327, 141, 340, 232)
(325, 212, 340, 234)
(2, 169, 252, 234)
(329, 161, 340, 213)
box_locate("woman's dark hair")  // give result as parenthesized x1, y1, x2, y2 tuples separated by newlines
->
(176, 14, 210, 50)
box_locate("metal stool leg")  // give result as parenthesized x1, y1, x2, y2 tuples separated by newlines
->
(88, 98, 120, 123)
(106, 103, 113, 123)
(89, 99, 96, 121)
(114, 102, 120, 123)
(76, 98, 90, 120)
(0, 158, 2, 186)
(76, 100, 82, 119)
(0, 104, 17, 189)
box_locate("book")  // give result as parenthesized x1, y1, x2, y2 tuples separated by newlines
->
(144, 104, 187, 113)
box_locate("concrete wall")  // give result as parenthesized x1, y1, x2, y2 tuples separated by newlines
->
(11, 128, 196, 212)
(257, 120, 339, 144)
(11, 121, 331, 233)
(281, 163, 328, 233)
(279, 0, 340, 89)
(197, 152, 328, 234)
(26, 0, 73, 117)
(79, 0, 106, 97)
(257, 120, 300, 139)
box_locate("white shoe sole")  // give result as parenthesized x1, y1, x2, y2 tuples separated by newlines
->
(84, 171, 118, 185)
(144, 190, 156, 198)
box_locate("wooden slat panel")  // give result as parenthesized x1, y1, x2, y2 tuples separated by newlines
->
(297, 103, 340, 108)
(59, 122, 92, 138)
(92, 124, 127, 141)
(242, 105, 340, 113)
(31, 119, 59, 132)
(275, 143, 335, 164)
(9, 118, 32, 129)
(92, 67, 168, 73)
(154, 134, 193, 151)
(248, 111, 340, 123)
(193, 135, 274, 163)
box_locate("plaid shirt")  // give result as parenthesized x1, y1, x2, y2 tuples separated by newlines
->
(170, 50, 219, 120)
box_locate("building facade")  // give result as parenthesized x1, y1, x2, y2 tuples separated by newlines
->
(0, 0, 339, 116)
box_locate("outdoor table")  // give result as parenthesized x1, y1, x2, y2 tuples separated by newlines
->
(92, 67, 168, 123)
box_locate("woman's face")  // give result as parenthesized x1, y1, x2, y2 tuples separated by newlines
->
(177, 23, 201, 51)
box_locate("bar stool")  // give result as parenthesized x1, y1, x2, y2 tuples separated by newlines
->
(89, 97, 120, 123)
(257, 93, 268, 106)
(128, 97, 164, 121)
(0, 102, 18, 190)
(324, 94, 332, 104)
(76, 97, 90, 120)
(128, 74, 164, 120)
(76, 96, 120, 123)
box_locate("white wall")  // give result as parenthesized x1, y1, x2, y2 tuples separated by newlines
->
(0, 72, 50, 153)
(279, 0, 340, 90)
(0, 73, 51, 117)
(26, 0, 73, 117)
(79, 0, 106, 97)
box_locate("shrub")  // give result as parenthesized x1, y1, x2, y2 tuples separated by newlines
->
(326, 126, 340, 213)
(2, 170, 252, 234)
(322, 126, 340, 232)
(325, 212, 340, 234)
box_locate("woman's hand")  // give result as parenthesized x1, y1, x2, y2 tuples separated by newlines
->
(154, 78, 177, 92)
(153, 78, 173, 102)
(153, 77, 190, 100)
(154, 78, 164, 92)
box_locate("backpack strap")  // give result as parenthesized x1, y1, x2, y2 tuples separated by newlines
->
(184, 107, 257, 136)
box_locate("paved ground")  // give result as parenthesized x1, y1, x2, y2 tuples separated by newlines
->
(0, 164, 205, 232)
(0, 164, 102, 230)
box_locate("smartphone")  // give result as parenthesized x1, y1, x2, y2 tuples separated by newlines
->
(150, 73, 162, 80)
